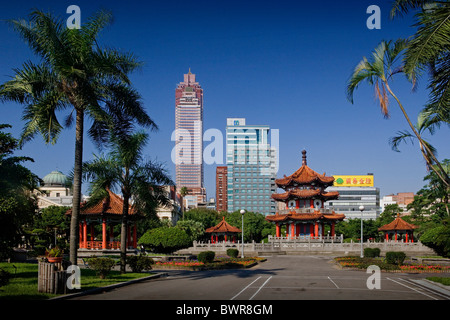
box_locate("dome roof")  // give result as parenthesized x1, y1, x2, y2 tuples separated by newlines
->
(43, 171, 69, 187)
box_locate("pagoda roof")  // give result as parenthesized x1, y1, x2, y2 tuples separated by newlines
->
(271, 189, 340, 202)
(66, 188, 138, 217)
(205, 217, 242, 234)
(378, 215, 418, 232)
(266, 210, 346, 223)
(275, 150, 335, 188)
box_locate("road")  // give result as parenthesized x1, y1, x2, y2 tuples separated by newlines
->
(70, 255, 450, 301)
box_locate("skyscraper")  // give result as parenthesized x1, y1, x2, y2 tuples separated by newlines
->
(226, 118, 277, 216)
(215, 166, 228, 212)
(174, 70, 206, 204)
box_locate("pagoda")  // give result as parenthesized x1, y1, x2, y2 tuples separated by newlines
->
(266, 150, 345, 239)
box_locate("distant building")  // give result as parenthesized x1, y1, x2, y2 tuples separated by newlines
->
(381, 192, 416, 214)
(155, 186, 182, 224)
(226, 118, 277, 216)
(174, 69, 206, 205)
(216, 166, 228, 212)
(37, 170, 74, 209)
(325, 174, 381, 220)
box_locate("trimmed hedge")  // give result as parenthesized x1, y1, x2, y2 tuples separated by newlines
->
(385, 251, 406, 265)
(197, 251, 215, 263)
(87, 257, 117, 279)
(138, 227, 191, 254)
(226, 248, 239, 258)
(127, 255, 154, 273)
(364, 248, 381, 258)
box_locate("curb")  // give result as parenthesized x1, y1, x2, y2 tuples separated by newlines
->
(50, 272, 168, 300)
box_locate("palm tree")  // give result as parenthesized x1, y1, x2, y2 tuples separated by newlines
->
(347, 39, 450, 187)
(391, 0, 450, 128)
(82, 131, 173, 273)
(389, 111, 440, 171)
(0, 10, 155, 265)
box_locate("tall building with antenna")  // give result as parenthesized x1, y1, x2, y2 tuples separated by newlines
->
(174, 69, 206, 205)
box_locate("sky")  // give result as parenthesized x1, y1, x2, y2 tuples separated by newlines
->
(1, 0, 449, 199)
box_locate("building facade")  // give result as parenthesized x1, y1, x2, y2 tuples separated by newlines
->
(380, 192, 415, 214)
(324, 174, 381, 220)
(37, 170, 74, 209)
(174, 69, 206, 204)
(226, 118, 277, 216)
(216, 166, 228, 212)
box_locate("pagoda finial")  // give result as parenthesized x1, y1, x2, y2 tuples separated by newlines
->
(302, 150, 307, 166)
(188, 67, 192, 74)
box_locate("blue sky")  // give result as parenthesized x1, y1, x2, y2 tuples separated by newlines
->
(1, 0, 449, 199)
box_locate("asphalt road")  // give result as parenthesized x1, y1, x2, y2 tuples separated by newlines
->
(69, 255, 449, 301)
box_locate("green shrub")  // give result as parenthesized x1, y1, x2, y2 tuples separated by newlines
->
(385, 251, 406, 265)
(226, 248, 239, 258)
(127, 255, 154, 273)
(197, 251, 215, 263)
(364, 248, 381, 258)
(138, 227, 191, 254)
(420, 224, 450, 258)
(87, 257, 117, 279)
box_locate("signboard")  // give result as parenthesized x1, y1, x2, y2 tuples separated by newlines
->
(227, 118, 246, 126)
(333, 175, 374, 187)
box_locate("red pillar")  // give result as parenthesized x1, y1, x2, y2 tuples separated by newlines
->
(211, 234, 214, 243)
(310, 224, 314, 238)
(310, 199, 314, 209)
(79, 222, 83, 249)
(314, 222, 319, 239)
(405, 232, 408, 243)
(385, 233, 389, 242)
(276, 223, 281, 237)
(291, 223, 295, 239)
(331, 222, 335, 237)
(83, 219, 87, 249)
(102, 218, 107, 250)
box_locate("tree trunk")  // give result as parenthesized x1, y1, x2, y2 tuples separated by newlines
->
(69, 109, 84, 265)
(385, 83, 450, 187)
(120, 192, 130, 274)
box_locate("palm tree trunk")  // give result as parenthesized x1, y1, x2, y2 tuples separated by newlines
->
(120, 192, 129, 274)
(385, 82, 450, 187)
(69, 109, 84, 265)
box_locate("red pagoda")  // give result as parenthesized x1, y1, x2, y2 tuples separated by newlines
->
(266, 150, 345, 239)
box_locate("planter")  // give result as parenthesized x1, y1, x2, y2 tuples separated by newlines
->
(47, 257, 63, 264)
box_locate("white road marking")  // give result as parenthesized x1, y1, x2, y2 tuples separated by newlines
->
(249, 276, 273, 300)
(230, 276, 262, 300)
(328, 276, 340, 289)
(387, 277, 438, 300)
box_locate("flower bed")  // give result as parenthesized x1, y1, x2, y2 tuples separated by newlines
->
(153, 257, 265, 271)
(335, 256, 450, 273)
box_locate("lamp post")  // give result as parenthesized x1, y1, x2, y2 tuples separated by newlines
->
(240, 209, 245, 258)
(359, 205, 365, 258)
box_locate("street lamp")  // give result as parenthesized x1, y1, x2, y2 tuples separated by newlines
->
(240, 209, 245, 258)
(359, 205, 365, 258)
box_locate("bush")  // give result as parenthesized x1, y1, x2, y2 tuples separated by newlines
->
(138, 227, 191, 254)
(0, 268, 11, 288)
(197, 251, 215, 263)
(127, 255, 154, 273)
(420, 224, 450, 258)
(226, 248, 239, 258)
(87, 257, 117, 279)
(364, 248, 380, 258)
(385, 251, 406, 265)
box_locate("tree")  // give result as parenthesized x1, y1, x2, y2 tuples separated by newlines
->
(0, 9, 155, 265)
(347, 39, 450, 188)
(138, 227, 191, 254)
(226, 211, 275, 243)
(82, 131, 173, 273)
(0, 124, 40, 259)
(179, 186, 189, 219)
(379, 204, 403, 226)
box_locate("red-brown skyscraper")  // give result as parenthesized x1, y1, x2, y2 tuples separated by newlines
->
(174, 70, 206, 204)
(216, 166, 228, 212)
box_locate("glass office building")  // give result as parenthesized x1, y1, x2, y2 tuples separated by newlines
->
(226, 118, 277, 216)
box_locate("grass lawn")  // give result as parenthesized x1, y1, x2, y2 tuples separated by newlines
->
(0, 262, 154, 300)
(426, 277, 450, 286)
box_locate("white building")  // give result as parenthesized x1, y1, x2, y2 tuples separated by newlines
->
(325, 174, 381, 220)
